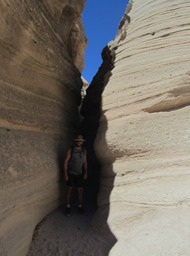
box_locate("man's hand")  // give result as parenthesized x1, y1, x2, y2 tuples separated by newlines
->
(64, 173, 68, 181)
(83, 173, 87, 180)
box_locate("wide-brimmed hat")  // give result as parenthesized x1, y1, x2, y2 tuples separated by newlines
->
(74, 135, 85, 142)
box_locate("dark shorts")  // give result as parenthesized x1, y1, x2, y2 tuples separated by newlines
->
(67, 174, 84, 188)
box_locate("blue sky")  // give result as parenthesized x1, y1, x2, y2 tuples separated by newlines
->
(82, 0, 129, 83)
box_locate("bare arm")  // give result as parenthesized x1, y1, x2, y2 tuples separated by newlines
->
(64, 149, 71, 181)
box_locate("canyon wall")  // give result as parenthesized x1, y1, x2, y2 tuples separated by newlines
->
(0, 1, 86, 255)
(83, 0, 190, 255)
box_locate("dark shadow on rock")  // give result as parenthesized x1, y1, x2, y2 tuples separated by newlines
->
(57, 138, 66, 208)
(91, 112, 117, 252)
(56, 67, 83, 209)
(80, 45, 118, 253)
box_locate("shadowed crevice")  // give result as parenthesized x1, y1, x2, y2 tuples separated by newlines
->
(80, 44, 117, 253)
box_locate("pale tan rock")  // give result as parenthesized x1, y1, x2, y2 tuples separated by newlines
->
(94, 0, 190, 255)
(81, 77, 89, 98)
(0, 1, 86, 255)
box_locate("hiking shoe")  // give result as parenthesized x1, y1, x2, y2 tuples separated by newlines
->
(65, 206, 71, 216)
(77, 206, 84, 214)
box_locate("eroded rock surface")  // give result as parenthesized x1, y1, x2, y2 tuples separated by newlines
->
(83, 0, 190, 255)
(0, 1, 86, 255)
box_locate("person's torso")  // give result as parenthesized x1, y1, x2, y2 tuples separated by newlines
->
(68, 147, 85, 175)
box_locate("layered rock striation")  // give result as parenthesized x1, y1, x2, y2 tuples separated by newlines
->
(0, 1, 86, 255)
(83, 0, 190, 255)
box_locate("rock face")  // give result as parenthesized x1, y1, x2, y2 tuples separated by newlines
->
(0, 1, 86, 256)
(83, 0, 190, 255)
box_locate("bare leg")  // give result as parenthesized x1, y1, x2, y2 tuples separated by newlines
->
(77, 187, 84, 206)
(66, 186, 72, 206)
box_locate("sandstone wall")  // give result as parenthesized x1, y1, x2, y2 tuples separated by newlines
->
(91, 0, 190, 255)
(0, 1, 86, 255)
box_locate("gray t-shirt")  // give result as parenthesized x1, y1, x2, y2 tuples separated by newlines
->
(68, 147, 85, 175)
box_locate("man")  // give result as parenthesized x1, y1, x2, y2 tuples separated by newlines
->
(64, 135, 88, 216)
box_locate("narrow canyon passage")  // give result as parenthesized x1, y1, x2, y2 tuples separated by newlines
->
(27, 114, 117, 256)
(27, 145, 116, 256)
(1, 1, 190, 255)
(27, 72, 117, 255)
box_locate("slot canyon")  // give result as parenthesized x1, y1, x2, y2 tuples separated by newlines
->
(0, 0, 190, 255)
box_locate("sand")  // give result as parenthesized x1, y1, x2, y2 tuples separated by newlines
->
(27, 206, 115, 256)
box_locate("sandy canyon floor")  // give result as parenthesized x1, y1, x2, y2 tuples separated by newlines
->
(27, 206, 114, 256)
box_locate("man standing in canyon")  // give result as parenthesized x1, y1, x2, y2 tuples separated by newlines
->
(64, 135, 88, 216)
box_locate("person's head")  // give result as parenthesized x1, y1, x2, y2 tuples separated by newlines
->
(74, 135, 85, 147)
